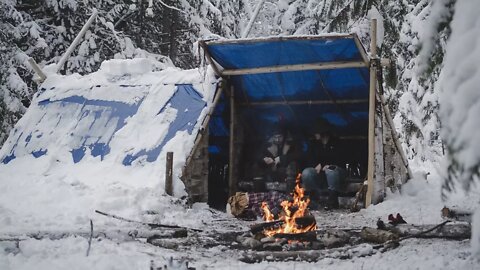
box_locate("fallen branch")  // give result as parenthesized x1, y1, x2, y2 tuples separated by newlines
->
(0, 228, 186, 242)
(398, 221, 450, 240)
(95, 210, 202, 232)
(86, 219, 93, 256)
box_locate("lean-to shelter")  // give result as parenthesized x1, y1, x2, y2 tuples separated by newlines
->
(194, 27, 410, 208)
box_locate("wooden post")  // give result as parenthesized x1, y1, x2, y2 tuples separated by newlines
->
(165, 152, 173, 196)
(28, 58, 47, 82)
(241, 0, 266, 38)
(228, 84, 236, 197)
(56, 9, 98, 74)
(366, 19, 377, 207)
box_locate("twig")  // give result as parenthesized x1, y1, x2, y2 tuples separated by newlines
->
(86, 219, 93, 257)
(94, 210, 203, 232)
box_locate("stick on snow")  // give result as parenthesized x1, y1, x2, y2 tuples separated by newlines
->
(86, 219, 93, 257)
(94, 210, 202, 232)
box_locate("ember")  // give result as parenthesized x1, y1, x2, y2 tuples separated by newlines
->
(261, 174, 317, 236)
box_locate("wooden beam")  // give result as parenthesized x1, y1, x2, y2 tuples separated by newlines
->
(183, 82, 224, 173)
(239, 99, 368, 106)
(228, 84, 236, 197)
(28, 57, 47, 82)
(204, 34, 354, 46)
(221, 61, 367, 76)
(353, 33, 370, 66)
(57, 9, 98, 73)
(199, 41, 224, 78)
(366, 19, 378, 208)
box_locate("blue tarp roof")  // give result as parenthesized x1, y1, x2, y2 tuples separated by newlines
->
(1, 84, 206, 165)
(203, 35, 370, 137)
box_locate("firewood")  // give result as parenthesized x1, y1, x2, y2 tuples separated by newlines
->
(360, 227, 399, 243)
(250, 216, 316, 234)
(391, 222, 470, 240)
(274, 231, 317, 242)
(350, 182, 367, 212)
(250, 220, 283, 234)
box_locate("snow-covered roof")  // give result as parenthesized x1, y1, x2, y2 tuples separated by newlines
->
(0, 58, 218, 195)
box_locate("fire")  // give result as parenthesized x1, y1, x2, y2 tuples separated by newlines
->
(261, 202, 275, 222)
(261, 174, 317, 236)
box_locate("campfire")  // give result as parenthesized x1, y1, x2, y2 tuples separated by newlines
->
(260, 174, 317, 237)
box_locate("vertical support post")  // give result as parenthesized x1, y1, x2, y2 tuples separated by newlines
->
(366, 19, 377, 207)
(165, 152, 173, 196)
(228, 84, 236, 197)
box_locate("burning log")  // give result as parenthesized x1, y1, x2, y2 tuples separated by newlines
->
(250, 220, 283, 235)
(250, 216, 316, 235)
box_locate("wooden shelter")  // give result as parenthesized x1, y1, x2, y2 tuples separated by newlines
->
(183, 20, 410, 207)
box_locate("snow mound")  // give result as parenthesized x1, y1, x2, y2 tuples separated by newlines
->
(0, 59, 218, 232)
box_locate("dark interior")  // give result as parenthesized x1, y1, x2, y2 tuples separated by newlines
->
(207, 89, 368, 209)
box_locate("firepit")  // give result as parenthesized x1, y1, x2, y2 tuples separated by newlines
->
(259, 174, 317, 236)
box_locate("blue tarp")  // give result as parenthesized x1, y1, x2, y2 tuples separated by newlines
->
(1, 84, 206, 165)
(204, 35, 370, 138)
(123, 84, 206, 165)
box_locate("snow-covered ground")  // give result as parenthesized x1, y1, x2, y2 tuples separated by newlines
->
(1, 151, 479, 269)
(2, 3, 480, 264)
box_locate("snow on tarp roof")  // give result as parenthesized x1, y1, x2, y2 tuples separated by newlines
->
(202, 34, 370, 136)
(0, 59, 217, 190)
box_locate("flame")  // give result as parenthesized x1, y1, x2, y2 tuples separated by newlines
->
(261, 201, 275, 222)
(261, 174, 317, 236)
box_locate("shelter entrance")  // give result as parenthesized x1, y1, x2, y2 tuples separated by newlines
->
(202, 34, 372, 209)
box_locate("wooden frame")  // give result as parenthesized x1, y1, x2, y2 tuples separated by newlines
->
(239, 99, 368, 106)
(222, 61, 367, 76)
(198, 41, 224, 77)
(183, 81, 225, 172)
(203, 34, 354, 46)
(199, 34, 370, 78)
(366, 19, 378, 207)
(196, 27, 409, 207)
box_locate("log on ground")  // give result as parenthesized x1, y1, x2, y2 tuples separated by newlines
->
(239, 243, 376, 263)
(392, 223, 471, 240)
